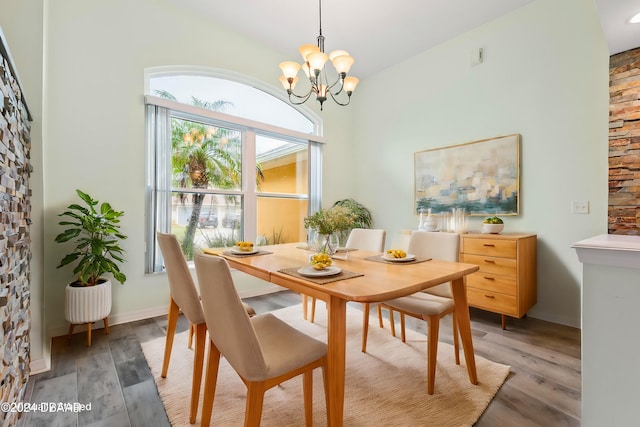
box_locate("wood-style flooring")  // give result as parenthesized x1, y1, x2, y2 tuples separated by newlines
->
(18, 290, 580, 426)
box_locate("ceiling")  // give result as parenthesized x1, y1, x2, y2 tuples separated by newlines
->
(169, 0, 640, 79)
(595, 0, 640, 55)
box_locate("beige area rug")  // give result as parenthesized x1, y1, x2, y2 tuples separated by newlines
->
(142, 304, 510, 426)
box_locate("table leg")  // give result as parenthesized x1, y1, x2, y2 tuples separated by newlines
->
(451, 277, 478, 385)
(326, 295, 347, 427)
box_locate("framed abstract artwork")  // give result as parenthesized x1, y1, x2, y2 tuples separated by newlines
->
(414, 134, 520, 216)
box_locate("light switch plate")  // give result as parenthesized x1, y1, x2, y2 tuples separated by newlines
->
(571, 200, 589, 214)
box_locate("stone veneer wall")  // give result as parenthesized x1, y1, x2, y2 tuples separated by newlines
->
(0, 36, 32, 426)
(609, 48, 640, 235)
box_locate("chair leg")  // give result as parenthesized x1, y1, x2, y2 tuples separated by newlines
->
(321, 364, 330, 425)
(361, 303, 370, 353)
(426, 315, 440, 395)
(189, 323, 207, 424)
(68, 324, 75, 340)
(400, 313, 406, 343)
(303, 369, 314, 427)
(161, 298, 180, 378)
(103, 317, 110, 335)
(452, 314, 460, 365)
(245, 381, 266, 427)
(310, 297, 317, 323)
(377, 304, 384, 328)
(188, 324, 194, 349)
(302, 294, 308, 320)
(389, 309, 396, 337)
(201, 340, 221, 427)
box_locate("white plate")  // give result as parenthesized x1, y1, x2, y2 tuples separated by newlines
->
(382, 253, 416, 262)
(297, 266, 342, 277)
(230, 247, 259, 255)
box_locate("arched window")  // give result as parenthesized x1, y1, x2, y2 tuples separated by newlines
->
(144, 67, 323, 272)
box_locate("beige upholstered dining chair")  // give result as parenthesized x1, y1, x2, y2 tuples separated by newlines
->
(156, 232, 255, 424)
(194, 253, 328, 427)
(305, 228, 387, 330)
(365, 231, 461, 394)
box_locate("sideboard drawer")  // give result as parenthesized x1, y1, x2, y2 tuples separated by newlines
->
(463, 238, 517, 258)
(466, 272, 517, 296)
(461, 254, 517, 276)
(460, 233, 537, 328)
(466, 287, 517, 316)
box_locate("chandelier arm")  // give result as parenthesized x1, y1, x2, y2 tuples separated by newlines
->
(328, 90, 351, 106)
(327, 77, 344, 96)
(288, 90, 314, 105)
(288, 76, 319, 101)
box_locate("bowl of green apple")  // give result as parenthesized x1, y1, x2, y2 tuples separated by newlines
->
(481, 216, 504, 234)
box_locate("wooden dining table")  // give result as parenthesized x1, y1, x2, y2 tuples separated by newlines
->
(210, 243, 480, 427)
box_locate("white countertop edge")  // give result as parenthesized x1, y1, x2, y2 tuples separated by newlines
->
(572, 234, 640, 269)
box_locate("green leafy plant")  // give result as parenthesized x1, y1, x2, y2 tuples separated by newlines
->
(55, 190, 127, 286)
(304, 206, 356, 235)
(332, 199, 372, 229)
(331, 198, 373, 243)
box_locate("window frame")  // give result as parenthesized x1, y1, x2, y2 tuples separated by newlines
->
(144, 76, 323, 273)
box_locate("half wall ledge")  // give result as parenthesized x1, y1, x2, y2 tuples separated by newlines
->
(572, 234, 640, 269)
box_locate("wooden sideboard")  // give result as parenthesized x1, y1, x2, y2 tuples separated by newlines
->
(459, 232, 537, 329)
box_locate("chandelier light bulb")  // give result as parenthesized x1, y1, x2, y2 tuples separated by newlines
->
(331, 55, 354, 74)
(307, 51, 329, 74)
(328, 50, 350, 62)
(279, 61, 301, 80)
(301, 62, 312, 79)
(343, 76, 359, 94)
(279, 75, 299, 90)
(299, 44, 320, 61)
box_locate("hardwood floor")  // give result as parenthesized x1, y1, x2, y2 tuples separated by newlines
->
(18, 290, 580, 426)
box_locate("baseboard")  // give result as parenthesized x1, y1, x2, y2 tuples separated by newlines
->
(46, 284, 283, 339)
(527, 308, 581, 329)
(48, 304, 169, 339)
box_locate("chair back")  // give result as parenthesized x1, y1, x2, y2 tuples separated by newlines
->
(408, 231, 460, 297)
(194, 253, 267, 380)
(345, 228, 386, 252)
(156, 232, 205, 325)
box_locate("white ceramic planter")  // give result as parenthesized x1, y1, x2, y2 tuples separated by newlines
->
(64, 279, 112, 324)
(481, 223, 504, 234)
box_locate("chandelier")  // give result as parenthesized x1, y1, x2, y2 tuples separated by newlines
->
(279, 0, 359, 110)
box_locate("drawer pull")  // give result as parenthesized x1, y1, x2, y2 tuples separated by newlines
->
(483, 259, 496, 264)
(484, 294, 496, 299)
(483, 244, 495, 247)
(483, 276, 495, 280)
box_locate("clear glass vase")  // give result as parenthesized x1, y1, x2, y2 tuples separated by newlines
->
(319, 233, 339, 255)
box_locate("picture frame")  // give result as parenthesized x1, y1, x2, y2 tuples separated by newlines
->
(414, 134, 520, 216)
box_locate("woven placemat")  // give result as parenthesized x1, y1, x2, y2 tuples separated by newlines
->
(201, 248, 273, 257)
(278, 267, 364, 285)
(222, 249, 273, 257)
(364, 255, 432, 264)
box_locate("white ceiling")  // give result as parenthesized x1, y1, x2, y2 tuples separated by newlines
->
(170, 0, 640, 78)
(595, 0, 640, 55)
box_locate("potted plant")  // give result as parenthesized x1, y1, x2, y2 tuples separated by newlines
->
(331, 198, 372, 244)
(55, 189, 127, 346)
(304, 206, 355, 254)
